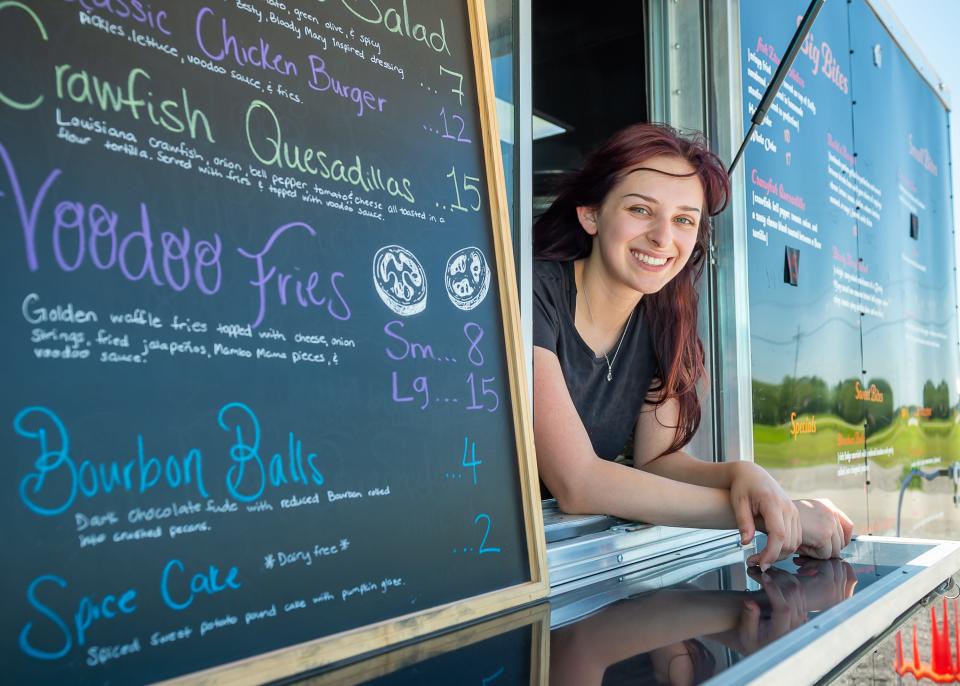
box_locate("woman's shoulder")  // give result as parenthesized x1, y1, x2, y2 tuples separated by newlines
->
(533, 259, 571, 287)
(532, 260, 573, 340)
(533, 260, 574, 306)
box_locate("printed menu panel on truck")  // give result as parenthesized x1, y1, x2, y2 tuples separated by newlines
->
(0, 1, 546, 684)
(848, 0, 960, 537)
(740, 0, 868, 524)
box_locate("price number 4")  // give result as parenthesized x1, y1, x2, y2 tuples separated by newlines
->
(461, 436, 481, 485)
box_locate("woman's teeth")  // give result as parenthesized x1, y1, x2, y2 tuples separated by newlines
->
(631, 250, 668, 266)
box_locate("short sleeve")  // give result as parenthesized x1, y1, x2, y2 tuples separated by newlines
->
(532, 261, 562, 353)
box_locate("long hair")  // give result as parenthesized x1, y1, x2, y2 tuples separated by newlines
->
(534, 123, 730, 456)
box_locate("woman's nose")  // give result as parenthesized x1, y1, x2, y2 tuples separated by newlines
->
(647, 217, 672, 247)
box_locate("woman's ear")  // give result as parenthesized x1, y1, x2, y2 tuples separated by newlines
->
(576, 206, 599, 236)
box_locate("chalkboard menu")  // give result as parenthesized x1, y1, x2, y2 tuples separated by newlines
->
(0, 1, 546, 684)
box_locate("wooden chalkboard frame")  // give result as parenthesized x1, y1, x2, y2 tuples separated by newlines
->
(151, 1, 547, 683)
(299, 603, 550, 686)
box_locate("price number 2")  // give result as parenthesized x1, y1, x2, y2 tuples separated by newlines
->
(474, 513, 501, 555)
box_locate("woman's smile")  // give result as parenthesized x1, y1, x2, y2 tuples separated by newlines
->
(629, 248, 673, 271)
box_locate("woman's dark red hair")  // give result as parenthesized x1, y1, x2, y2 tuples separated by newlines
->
(534, 123, 730, 457)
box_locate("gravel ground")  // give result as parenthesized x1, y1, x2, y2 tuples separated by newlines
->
(829, 599, 948, 684)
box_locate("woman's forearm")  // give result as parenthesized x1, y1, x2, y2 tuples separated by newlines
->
(639, 450, 741, 489)
(565, 457, 740, 529)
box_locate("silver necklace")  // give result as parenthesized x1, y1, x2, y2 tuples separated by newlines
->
(581, 280, 634, 382)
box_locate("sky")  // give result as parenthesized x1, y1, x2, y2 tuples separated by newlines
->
(885, 0, 960, 251)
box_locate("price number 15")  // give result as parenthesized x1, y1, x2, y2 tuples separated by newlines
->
(446, 165, 482, 213)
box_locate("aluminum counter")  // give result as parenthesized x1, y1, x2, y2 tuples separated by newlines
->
(286, 521, 960, 685)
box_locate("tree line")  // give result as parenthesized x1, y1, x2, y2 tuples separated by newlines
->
(752, 376, 952, 433)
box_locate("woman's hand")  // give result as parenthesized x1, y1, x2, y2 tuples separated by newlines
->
(734, 568, 808, 655)
(733, 559, 857, 655)
(729, 462, 801, 570)
(794, 498, 854, 559)
(793, 556, 858, 608)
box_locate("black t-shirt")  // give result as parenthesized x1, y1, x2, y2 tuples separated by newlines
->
(533, 260, 657, 460)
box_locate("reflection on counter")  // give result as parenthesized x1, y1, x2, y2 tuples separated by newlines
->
(290, 535, 956, 685)
(549, 550, 875, 685)
(285, 604, 548, 685)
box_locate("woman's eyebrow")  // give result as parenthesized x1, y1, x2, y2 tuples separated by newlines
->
(622, 193, 702, 213)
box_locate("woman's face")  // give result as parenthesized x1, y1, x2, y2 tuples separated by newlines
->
(578, 155, 704, 297)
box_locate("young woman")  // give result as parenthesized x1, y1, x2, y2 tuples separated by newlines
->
(533, 123, 852, 570)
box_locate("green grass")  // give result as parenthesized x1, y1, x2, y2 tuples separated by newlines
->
(753, 413, 960, 469)
(753, 414, 864, 468)
(868, 417, 960, 468)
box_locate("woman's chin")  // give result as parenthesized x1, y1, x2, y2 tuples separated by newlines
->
(629, 274, 674, 297)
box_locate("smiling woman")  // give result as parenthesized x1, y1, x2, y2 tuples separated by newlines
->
(532, 123, 853, 569)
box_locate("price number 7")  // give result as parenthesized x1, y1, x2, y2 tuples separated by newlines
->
(439, 65, 464, 105)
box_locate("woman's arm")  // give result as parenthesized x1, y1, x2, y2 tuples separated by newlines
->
(634, 396, 853, 562)
(633, 396, 769, 490)
(534, 347, 739, 529)
(633, 395, 800, 563)
(535, 347, 850, 565)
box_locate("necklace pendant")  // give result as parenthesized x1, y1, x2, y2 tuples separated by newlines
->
(606, 369, 613, 382)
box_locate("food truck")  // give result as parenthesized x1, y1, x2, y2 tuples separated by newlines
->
(3, 0, 959, 683)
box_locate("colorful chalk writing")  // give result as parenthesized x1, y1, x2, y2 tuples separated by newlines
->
(2, 1, 530, 684)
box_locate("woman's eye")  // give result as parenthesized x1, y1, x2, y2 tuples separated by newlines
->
(674, 216, 696, 226)
(629, 206, 649, 215)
